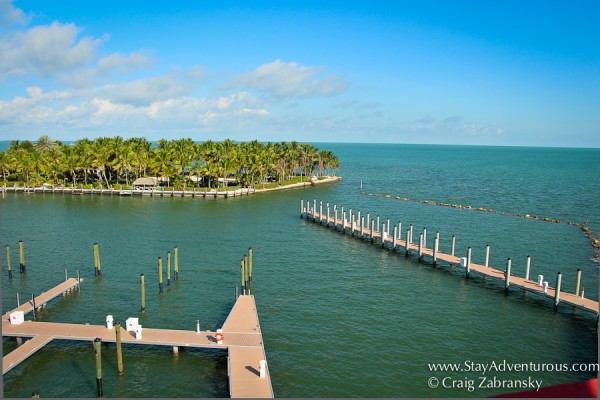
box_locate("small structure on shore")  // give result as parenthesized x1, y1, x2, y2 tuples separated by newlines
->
(132, 177, 159, 188)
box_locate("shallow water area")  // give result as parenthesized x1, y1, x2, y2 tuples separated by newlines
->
(1, 144, 598, 398)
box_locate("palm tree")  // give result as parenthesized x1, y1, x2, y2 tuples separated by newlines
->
(34, 135, 59, 153)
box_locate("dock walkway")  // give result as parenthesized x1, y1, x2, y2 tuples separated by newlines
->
(304, 201, 598, 315)
(2, 278, 81, 319)
(2, 280, 273, 398)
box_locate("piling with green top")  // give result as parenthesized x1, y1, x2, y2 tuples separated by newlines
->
(6, 245, 12, 279)
(93, 338, 103, 397)
(19, 240, 25, 274)
(158, 257, 163, 294)
(174, 246, 179, 280)
(140, 274, 146, 312)
(167, 251, 171, 287)
(248, 247, 253, 282)
(115, 322, 124, 376)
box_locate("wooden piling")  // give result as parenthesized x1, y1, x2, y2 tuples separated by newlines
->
(485, 244, 490, 268)
(312, 199, 317, 222)
(32, 391, 40, 398)
(451, 235, 456, 256)
(376, 215, 380, 231)
(370, 220, 375, 244)
(575, 268, 582, 297)
(433, 236, 439, 266)
(554, 272, 562, 310)
(326, 203, 330, 227)
(387, 219, 391, 236)
(32, 294, 37, 319)
(240, 259, 245, 295)
(342, 211, 346, 234)
(418, 233, 423, 260)
(393, 226, 398, 250)
(319, 201, 323, 225)
(466, 247, 472, 278)
(422, 227, 427, 248)
(300, 199, 304, 218)
(248, 247, 253, 282)
(405, 229, 410, 256)
(174, 246, 179, 281)
(366, 213, 370, 232)
(92, 243, 99, 276)
(167, 251, 171, 287)
(158, 257, 163, 294)
(409, 224, 413, 245)
(140, 274, 146, 312)
(505, 258, 511, 292)
(94, 338, 103, 397)
(19, 240, 25, 274)
(381, 222, 386, 247)
(244, 255, 249, 292)
(77, 270, 81, 290)
(525, 255, 531, 281)
(115, 322, 124, 376)
(6, 245, 12, 279)
(16, 292, 20, 307)
(334, 206, 338, 230)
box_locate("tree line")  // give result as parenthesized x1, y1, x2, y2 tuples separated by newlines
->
(0, 136, 340, 189)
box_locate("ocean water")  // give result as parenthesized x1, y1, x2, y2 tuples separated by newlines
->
(1, 143, 598, 398)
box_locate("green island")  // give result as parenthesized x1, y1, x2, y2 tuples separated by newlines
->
(0, 136, 341, 191)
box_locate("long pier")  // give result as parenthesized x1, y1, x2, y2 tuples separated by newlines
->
(301, 199, 598, 315)
(2, 281, 273, 398)
(2, 184, 255, 198)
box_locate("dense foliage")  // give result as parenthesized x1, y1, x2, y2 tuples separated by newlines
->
(0, 136, 340, 189)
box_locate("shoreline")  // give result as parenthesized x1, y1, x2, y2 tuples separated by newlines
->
(0, 176, 342, 199)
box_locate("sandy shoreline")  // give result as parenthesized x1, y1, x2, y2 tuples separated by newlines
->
(1, 176, 342, 198)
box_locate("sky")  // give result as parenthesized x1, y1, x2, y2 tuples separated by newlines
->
(0, 0, 599, 147)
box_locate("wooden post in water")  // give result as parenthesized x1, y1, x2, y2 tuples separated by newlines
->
(409, 224, 413, 245)
(333, 205, 338, 230)
(319, 201, 323, 225)
(167, 251, 171, 287)
(342, 211, 346, 234)
(16, 292, 20, 307)
(405, 229, 411, 256)
(370, 220, 375, 244)
(433, 235, 439, 266)
(140, 274, 146, 312)
(422, 227, 427, 248)
(300, 200, 304, 218)
(504, 258, 511, 292)
(312, 199, 317, 222)
(243, 255, 249, 294)
(357, 211, 361, 233)
(19, 240, 25, 274)
(174, 246, 179, 281)
(32, 294, 36, 319)
(525, 255, 531, 281)
(393, 226, 398, 251)
(240, 259, 245, 295)
(157, 257, 163, 294)
(326, 203, 330, 227)
(418, 233, 423, 261)
(376, 215, 380, 231)
(115, 322, 124, 376)
(485, 244, 490, 268)
(451, 235, 456, 257)
(381, 222, 386, 247)
(387, 219, 391, 236)
(6, 245, 12, 279)
(93, 338, 103, 397)
(366, 213, 370, 233)
(360, 217, 365, 238)
(92, 243, 99, 276)
(554, 272, 562, 311)
(466, 247, 472, 278)
(248, 247, 253, 282)
(575, 268, 582, 296)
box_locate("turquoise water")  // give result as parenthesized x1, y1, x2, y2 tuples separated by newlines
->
(1, 144, 598, 398)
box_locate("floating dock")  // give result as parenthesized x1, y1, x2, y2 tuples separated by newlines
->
(2, 280, 273, 398)
(302, 199, 598, 315)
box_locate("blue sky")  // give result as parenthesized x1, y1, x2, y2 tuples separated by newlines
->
(1, 0, 598, 147)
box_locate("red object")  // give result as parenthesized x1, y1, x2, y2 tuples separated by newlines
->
(491, 378, 597, 398)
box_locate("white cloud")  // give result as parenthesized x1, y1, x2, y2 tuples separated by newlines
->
(97, 50, 154, 75)
(0, 0, 28, 27)
(0, 21, 102, 80)
(226, 59, 347, 98)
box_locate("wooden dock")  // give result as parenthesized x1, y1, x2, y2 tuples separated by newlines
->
(2, 184, 255, 198)
(2, 277, 81, 319)
(303, 200, 598, 315)
(2, 282, 273, 398)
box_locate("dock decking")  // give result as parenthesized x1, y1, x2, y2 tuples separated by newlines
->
(2, 279, 273, 398)
(304, 202, 598, 315)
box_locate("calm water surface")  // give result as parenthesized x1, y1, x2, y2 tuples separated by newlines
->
(1, 144, 598, 398)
